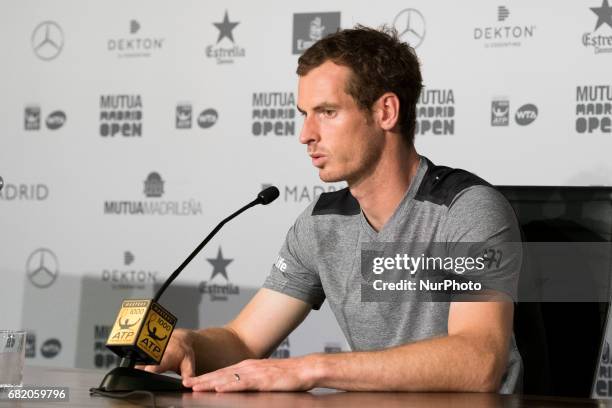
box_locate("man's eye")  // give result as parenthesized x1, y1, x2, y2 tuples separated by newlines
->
(323, 109, 335, 117)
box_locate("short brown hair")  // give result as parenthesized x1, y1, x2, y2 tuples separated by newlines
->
(297, 25, 423, 146)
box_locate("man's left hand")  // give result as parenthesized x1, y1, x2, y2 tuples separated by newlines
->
(182, 356, 318, 392)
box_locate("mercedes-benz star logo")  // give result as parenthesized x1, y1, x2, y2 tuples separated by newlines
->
(26, 248, 59, 288)
(31, 21, 64, 61)
(393, 9, 426, 49)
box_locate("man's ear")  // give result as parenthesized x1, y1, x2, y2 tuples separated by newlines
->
(374, 92, 400, 131)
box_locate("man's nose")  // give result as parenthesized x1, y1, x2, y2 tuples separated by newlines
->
(299, 115, 319, 145)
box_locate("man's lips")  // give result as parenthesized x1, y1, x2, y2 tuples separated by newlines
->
(309, 153, 326, 167)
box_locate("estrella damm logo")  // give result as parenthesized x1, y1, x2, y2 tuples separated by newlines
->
(106, 299, 149, 346)
(136, 303, 175, 362)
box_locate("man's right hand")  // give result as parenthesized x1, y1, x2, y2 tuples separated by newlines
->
(138, 328, 196, 378)
(134, 289, 312, 379)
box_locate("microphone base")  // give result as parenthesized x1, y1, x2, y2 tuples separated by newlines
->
(97, 367, 189, 392)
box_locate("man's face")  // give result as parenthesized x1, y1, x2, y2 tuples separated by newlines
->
(297, 61, 384, 184)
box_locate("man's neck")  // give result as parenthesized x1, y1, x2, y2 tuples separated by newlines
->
(349, 145, 420, 232)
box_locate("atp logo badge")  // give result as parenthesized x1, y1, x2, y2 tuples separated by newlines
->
(136, 303, 176, 362)
(491, 99, 510, 126)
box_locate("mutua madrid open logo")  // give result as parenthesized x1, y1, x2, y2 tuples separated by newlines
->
(99, 94, 143, 137)
(583, 0, 612, 54)
(103, 172, 203, 215)
(252, 92, 296, 136)
(575, 85, 611, 134)
(415, 89, 455, 135)
(94, 325, 119, 368)
(199, 247, 239, 301)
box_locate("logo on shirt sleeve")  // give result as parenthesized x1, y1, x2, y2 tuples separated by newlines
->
(274, 256, 288, 272)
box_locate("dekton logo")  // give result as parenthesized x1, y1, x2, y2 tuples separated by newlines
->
(107, 20, 165, 58)
(103, 172, 203, 215)
(206, 10, 245, 64)
(124, 251, 134, 266)
(198, 247, 239, 301)
(252, 92, 296, 136)
(575, 85, 611, 133)
(498, 6, 510, 22)
(415, 89, 455, 135)
(101, 252, 158, 290)
(583, 0, 612, 54)
(473, 5, 536, 48)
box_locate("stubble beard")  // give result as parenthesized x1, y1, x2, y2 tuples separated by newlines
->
(319, 137, 385, 186)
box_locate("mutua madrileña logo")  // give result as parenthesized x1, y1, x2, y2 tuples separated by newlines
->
(103, 172, 203, 215)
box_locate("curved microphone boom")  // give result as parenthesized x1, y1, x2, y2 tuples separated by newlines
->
(153, 185, 279, 302)
(97, 186, 279, 393)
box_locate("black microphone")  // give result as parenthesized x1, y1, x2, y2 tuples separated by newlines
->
(257, 186, 280, 205)
(98, 186, 279, 393)
(0, 176, 4, 193)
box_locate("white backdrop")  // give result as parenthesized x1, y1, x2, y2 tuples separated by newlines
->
(1, 0, 612, 390)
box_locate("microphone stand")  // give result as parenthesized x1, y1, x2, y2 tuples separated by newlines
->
(96, 189, 278, 392)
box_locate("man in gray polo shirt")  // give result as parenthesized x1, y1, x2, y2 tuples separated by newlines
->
(144, 26, 522, 393)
